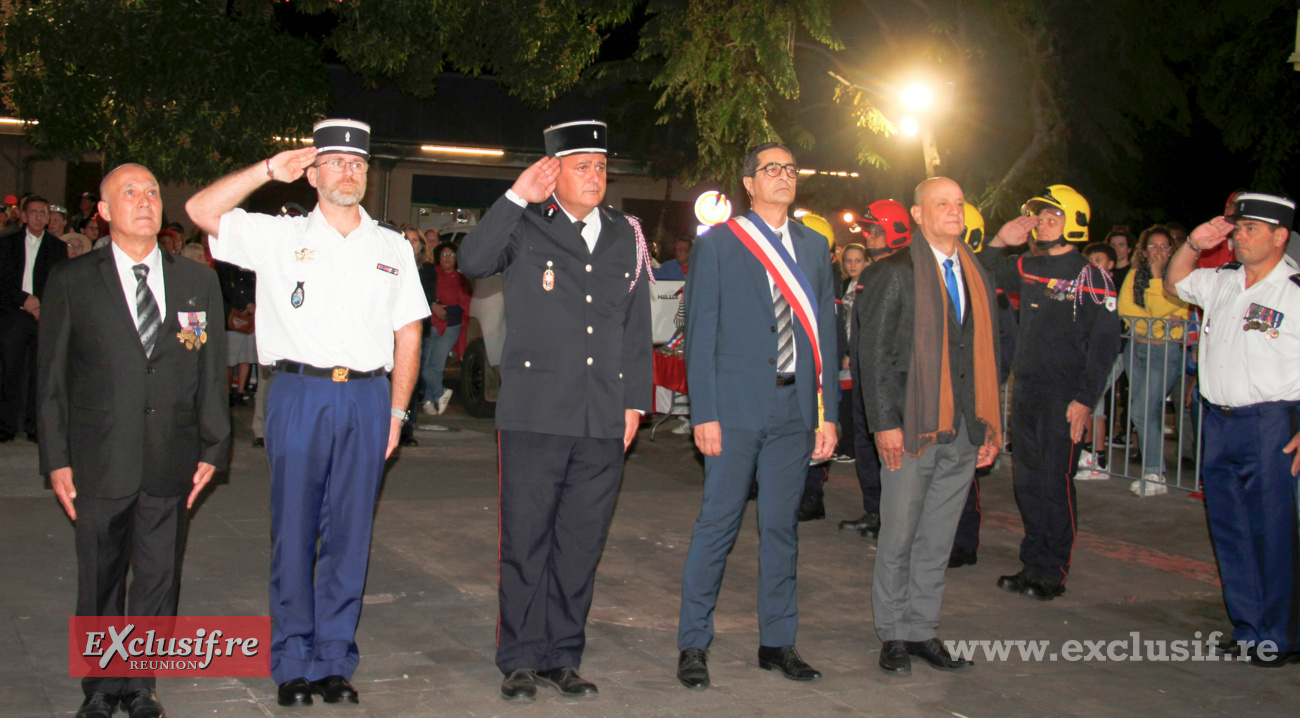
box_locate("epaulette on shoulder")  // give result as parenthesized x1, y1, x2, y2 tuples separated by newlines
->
(601, 204, 638, 224)
(1217, 261, 1242, 272)
(375, 219, 401, 235)
(1289, 273, 1300, 289)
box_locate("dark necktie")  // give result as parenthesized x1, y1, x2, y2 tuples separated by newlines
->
(133, 264, 161, 356)
(773, 230, 795, 372)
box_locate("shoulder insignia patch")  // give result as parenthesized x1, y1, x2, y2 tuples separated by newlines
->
(1289, 274, 1300, 289)
(1217, 262, 1242, 272)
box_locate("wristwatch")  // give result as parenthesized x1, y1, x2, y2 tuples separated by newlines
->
(391, 408, 409, 421)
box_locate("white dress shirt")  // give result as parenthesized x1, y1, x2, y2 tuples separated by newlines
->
(211, 206, 430, 372)
(110, 242, 167, 328)
(21, 230, 42, 295)
(932, 241, 966, 321)
(504, 189, 602, 253)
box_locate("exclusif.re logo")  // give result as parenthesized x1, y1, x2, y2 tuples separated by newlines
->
(69, 616, 272, 678)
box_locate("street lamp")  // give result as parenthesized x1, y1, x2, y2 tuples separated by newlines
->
(899, 82, 942, 178)
(899, 117, 920, 137)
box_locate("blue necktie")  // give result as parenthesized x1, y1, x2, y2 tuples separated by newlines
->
(943, 258, 962, 324)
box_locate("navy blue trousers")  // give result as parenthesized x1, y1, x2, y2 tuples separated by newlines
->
(496, 430, 624, 674)
(679, 384, 814, 650)
(1202, 400, 1300, 654)
(265, 372, 388, 684)
(1011, 385, 1079, 586)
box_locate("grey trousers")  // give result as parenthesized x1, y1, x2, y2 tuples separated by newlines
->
(872, 420, 977, 642)
(252, 364, 274, 439)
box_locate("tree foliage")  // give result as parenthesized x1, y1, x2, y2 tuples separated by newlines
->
(0, 0, 330, 182)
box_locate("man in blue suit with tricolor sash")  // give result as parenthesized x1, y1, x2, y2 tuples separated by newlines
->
(675, 142, 839, 690)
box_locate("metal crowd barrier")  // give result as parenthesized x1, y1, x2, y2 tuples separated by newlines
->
(1002, 315, 1202, 494)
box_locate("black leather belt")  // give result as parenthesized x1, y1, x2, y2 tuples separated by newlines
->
(275, 360, 386, 382)
(775, 374, 796, 387)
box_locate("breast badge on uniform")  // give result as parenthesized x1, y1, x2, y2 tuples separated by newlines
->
(295, 248, 316, 262)
(176, 312, 208, 350)
(543, 259, 555, 291)
(291, 281, 305, 308)
(1242, 302, 1283, 338)
(376, 263, 399, 275)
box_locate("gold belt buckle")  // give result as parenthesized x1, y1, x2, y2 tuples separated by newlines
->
(332, 367, 350, 382)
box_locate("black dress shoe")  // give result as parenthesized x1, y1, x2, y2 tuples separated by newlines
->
(677, 648, 710, 690)
(797, 496, 826, 522)
(1214, 640, 1241, 657)
(277, 678, 313, 706)
(500, 669, 538, 701)
(859, 512, 882, 538)
(948, 546, 978, 568)
(1246, 647, 1300, 668)
(536, 666, 598, 696)
(879, 640, 911, 675)
(906, 638, 973, 672)
(251, 437, 265, 448)
(75, 692, 117, 718)
(997, 572, 1028, 593)
(398, 434, 419, 447)
(121, 688, 165, 718)
(838, 512, 879, 533)
(312, 675, 359, 703)
(1021, 578, 1066, 601)
(757, 645, 821, 681)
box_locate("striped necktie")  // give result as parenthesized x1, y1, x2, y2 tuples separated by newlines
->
(133, 264, 161, 356)
(773, 231, 795, 373)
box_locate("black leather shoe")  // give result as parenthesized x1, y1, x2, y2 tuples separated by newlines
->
(997, 572, 1028, 593)
(121, 689, 165, 718)
(838, 512, 879, 533)
(1246, 647, 1300, 668)
(500, 669, 538, 701)
(906, 638, 973, 672)
(251, 437, 265, 448)
(536, 666, 598, 696)
(859, 512, 882, 538)
(311, 675, 359, 703)
(398, 435, 419, 447)
(1021, 578, 1066, 601)
(757, 645, 821, 681)
(797, 495, 826, 522)
(677, 648, 710, 690)
(1214, 640, 1241, 657)
(75, 693, 117, 718)
(277, 678, 313, 706)
(879, 640, 911, 675)
(948, 546, 978, 568)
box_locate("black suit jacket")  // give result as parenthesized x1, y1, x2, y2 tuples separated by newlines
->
(458, 194, 652, 439)
(37, 246, 231, 498)
(0, 225, 66, 308)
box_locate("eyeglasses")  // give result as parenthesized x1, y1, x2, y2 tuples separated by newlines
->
(755, 162, 800, 178)
(313, 158, 370, 174)
(439, 252, 456, 258)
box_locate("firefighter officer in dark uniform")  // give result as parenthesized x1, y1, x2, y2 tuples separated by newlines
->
(1166, 193, 1300, 667)
(981, 185, 1121, 600)
(458, 120, 654, 700)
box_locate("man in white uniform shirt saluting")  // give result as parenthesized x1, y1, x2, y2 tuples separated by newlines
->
(186, 119, 430, 704)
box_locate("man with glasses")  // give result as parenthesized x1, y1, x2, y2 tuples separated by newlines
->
(675, 142, 838, 690)
(186, 119, 430, 706)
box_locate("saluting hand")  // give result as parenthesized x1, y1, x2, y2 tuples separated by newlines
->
(268, 147, 319, 184)
(511, 156, 561, 204)
(1188, 216, 1234, 252)
(992, 215, 1038, 247)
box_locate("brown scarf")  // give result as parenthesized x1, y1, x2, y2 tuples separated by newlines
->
(903, 236, 1001, 456)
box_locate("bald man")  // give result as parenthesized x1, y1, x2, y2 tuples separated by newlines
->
(855, 177, 1002, 676)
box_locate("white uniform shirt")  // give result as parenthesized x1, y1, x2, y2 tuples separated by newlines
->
(21, 230, 41, 295)
(931, 241, 966, 320)
(110, 242, 167, 328)
(210, 206, 430, 372)
(1174, 255, 1300, 407)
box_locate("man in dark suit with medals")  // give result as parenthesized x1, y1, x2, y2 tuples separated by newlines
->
(38, 164, 230, 718)
(458, 120, 653, 701)
(674, 142, 839, 690)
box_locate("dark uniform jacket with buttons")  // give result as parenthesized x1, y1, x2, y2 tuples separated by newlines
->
(458, 194, 652, 439)
(684, 218, 839, 433)
(36, 246, 231, 498)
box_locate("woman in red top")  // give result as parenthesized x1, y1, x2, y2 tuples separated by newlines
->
(420, 241, 473, 415)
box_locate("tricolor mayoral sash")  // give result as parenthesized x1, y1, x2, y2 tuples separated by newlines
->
(726, 212, 825, 429)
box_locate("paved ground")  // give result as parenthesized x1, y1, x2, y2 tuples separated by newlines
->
(3, 403, 1298, 717)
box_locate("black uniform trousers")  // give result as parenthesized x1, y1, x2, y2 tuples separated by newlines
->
(849, 352, 882, 514)
(75, 490, 189, 697)
(0, 308, 36, 437)
(496, 430, 624, 674)
(1010, 383, 1079, 586)
(952, 472, 982, 553)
